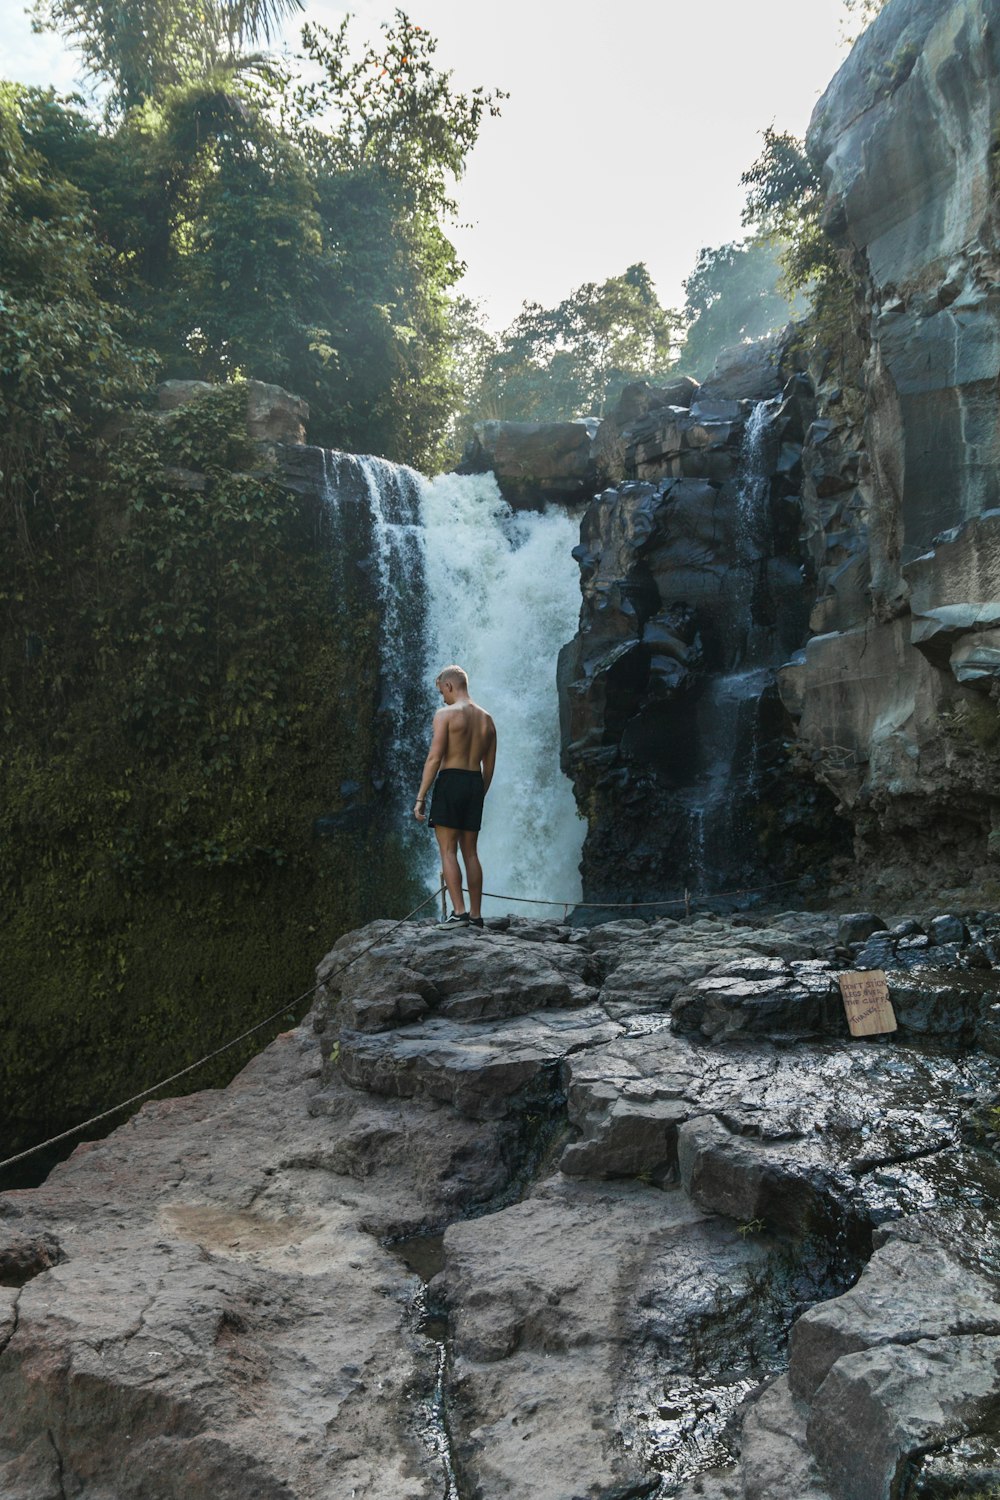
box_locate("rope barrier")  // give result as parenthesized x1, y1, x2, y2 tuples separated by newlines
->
(473, 876, 804, 910)
(0, 869, 810, 1178)
(0, 884, 445, 1178)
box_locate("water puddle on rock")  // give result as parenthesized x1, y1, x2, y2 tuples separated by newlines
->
(625, 1375, 758, 1493)
(389, 1233, 458, 1500)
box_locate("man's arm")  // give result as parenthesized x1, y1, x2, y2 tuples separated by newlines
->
(481, 717, 497, 794)
(414, 710, 449, 821)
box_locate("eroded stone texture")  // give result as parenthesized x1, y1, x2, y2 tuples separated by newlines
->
(808, 1335, 1000, 1500)
(3, 911, 1000, 1498)
(780, 0, 1000, 889)
(558, 354, 839, 903)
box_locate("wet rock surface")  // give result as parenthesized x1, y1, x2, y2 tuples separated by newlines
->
(557, 340, 846, 905)
(783, 0, 1000, 888)
(3, 910, 1000, 1497)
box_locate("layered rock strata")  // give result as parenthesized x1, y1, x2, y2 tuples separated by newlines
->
(558, 346, 844, 903)
(780, 0, 1000, 889)
(4, 911, 1000, 1498)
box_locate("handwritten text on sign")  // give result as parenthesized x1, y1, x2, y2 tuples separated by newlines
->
(838, 970, 897, 1037)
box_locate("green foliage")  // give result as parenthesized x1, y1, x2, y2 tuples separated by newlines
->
(272, 13, 504, 465)
(0, 83, 154, 550)
(467, 263, 681, 424)
(841, 0, 889, 44)
(0, 384, 422, 1161)
(31, 0, 303, 113)
(678, 236, 802, 376)
(288, 12, 504, 217)
(737, 1217, 767, 1238)
(7, 10, 501, 471)
(740, 127, 865, 385)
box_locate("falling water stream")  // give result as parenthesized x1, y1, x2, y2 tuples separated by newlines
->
(684, 400, 779, 893)
(419, 472, 585, 916)
(319, 454, 585, 917)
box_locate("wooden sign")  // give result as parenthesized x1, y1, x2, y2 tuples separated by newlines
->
(838, 970, 897, 1037)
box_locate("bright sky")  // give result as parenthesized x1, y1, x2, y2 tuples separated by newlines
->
(4, 0, 854, 328)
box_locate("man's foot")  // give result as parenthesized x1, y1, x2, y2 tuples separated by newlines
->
(469, 916, 484, 929)
(445, 910, 470, 925)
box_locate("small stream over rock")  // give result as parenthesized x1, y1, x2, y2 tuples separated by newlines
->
(559, 367, 830, 908)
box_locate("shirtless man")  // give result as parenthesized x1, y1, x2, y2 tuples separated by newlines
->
(413, 665, 496, 928)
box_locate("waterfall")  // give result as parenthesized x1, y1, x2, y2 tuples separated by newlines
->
(318, 453, 430, 854)
(319, 452, 585, 918)
(419, 472, 585, 918)
(684, 400, 778, 893)
(736, 399, 773, 558)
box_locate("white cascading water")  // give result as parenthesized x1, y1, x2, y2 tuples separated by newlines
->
(318, 452, 585, 917)
(417, 471, 585, 918)
(319, 452, 429, 828)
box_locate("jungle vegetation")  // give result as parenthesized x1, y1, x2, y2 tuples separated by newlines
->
(1, 4, 501, 1162)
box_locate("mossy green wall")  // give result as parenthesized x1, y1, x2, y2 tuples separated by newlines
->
(1, 387, 422, 1172)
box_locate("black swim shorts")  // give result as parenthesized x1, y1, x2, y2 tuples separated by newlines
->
(428, 768, 485, 832)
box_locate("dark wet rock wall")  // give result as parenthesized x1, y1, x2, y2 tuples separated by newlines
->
(784, 0, 1000, 896)
(558, 351, 849, 904)
(557, 0, 1000, 908)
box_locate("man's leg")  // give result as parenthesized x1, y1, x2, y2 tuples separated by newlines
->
(458, 830, 483, 919)
(434, 826, 466, 915)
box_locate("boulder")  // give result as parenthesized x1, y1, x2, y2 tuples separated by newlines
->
(156, 379, 308, 444)
(698, 331, 789, 403)
(788, 1239, 1000, 1401)
(808, 1335, 1000, 1500)
(456, 420, 597, 509)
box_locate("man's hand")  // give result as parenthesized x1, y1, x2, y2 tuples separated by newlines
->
(414, 797, 427, 822)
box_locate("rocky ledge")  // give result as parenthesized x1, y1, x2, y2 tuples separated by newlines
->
(3, 909, 1000, 1498)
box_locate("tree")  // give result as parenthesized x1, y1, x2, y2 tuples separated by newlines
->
(678, 236, 801, 376)
(31, 0, 303, 112)
(739, 126, 862, 383)
(841, 0, 889, 42)
(12, 11, 502, 468)
(470, 264, 681, 423)
(0, 84, 152, 551)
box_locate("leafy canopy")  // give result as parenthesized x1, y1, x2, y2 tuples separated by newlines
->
(678, 236, 801, 377)
(467, 264, 681, 424)
(739, 124, 862, 383)
(31, 0, 304, 112)
(9, 10, 502, 469)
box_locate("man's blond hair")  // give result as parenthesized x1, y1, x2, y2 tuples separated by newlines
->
(436, 664, 469, 691)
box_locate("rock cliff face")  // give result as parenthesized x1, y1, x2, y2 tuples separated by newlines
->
(785, 0, 1000, 893)
(558, 345, 846, 904)
(557, 0, 1000, 906)
(458, 418, 600, 509)
(4, 910, 1000, 1497)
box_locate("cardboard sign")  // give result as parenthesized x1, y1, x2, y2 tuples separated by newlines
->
(838, 970, 897, 1037)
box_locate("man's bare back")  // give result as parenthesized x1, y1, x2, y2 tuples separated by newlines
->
(413, 665, 496, 926)
(436, 699, 496, 778)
